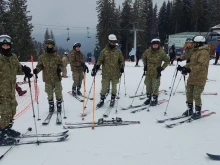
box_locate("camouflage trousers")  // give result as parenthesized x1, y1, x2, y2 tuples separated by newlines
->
(144, 75, 161, 95)
(0, 99, 17, 129)
(186, 84, 204, 106)
(100, 78, 119, 96)
(72, 71, 84, 88)
(45, 82, 62, 101)
(62, 67, 67, 77)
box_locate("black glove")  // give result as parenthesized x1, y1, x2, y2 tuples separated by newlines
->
(91, 68, 96, 77)
(186, 58, 190, 64)
(33, 68, 38, 74)
(177, 58, 182, 62)
(22, 65, 33, 78)
(144, 66, 147, 71)
(84, 65, 89, 73)
(177, 65, 183, 71)
(157, 66, 164, 76)
(95, 65, 100, 70)
(181, 67, 191, 75)
(57, 67, 61, 74)
(120, 67, 124, 73)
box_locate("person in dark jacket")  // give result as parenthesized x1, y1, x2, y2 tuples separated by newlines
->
(213, 37, 220, 65)
(135, 44, 143, 67)
(169, 44, 176, 65)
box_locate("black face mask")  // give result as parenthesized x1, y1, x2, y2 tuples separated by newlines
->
(108, 44, 116, 49)
(46, 47, 54, 53)
(0, 48, 12, 57)
(151, 46, 159, 51)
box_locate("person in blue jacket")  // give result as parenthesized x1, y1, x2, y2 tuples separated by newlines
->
(213, 37, 220, 65)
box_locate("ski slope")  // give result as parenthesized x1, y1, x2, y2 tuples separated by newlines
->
(0, 60, 220, 165)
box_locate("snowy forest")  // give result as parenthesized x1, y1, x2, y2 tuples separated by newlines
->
(96, 0, 220, 58)
(0, 0, 220, 60)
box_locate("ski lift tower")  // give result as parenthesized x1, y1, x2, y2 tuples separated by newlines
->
(130, 22, 144, 61)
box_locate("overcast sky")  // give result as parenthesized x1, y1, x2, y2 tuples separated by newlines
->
(27, 0, 168, 36)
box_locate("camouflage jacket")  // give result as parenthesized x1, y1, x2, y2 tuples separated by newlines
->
(35, 52, 63, 83)
(0, 53, 23, 104)
(143, 48, 169, 78)
(97, 45, 124, 80)
(62, 56, 68, 67)
(69, 49, 84, 72)
(185, 45, 210, 86)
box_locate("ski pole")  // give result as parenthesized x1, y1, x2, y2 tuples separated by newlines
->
(130, 72, 145, 107)
(141, 84, 145, 94)
(173, 74, 183, 96)
(62, 93, 67, 119)
(34, 74, 41, 121)
(169, 64, 178, 89)
(115, 74, 122, 114)
(164, 68, 179, 115)
(84, 77, 94, 109)
(183, 74, 190, 116)
(92, 76, 96, 130)
(82, 72, 86, 120)
(123, 72, 127, 97)
(27, 75, 39, 144)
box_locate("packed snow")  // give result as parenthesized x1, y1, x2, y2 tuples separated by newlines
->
(0, 60, 220, 165)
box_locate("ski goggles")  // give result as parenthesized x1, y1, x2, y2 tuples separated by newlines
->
(0, 35, 12, 44)
(151, 41, 160, 45)
(109, 40, 117, 44)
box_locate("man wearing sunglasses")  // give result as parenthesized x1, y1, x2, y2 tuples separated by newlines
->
(92, 34, 124, 108)
(0, 35, 32, 145)
(143, 38, 169, 106)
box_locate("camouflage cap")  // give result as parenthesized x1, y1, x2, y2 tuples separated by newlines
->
(45, 39, 55, 47)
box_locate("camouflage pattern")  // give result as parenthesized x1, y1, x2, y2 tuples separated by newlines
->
(97, 45, 124, 80)
(145, 75, 161, 95)
(35, 52, 63, 83)
(100, 78, 119, 96)
(142, 47, 169, 79)
(45, 82, 62, 100)
(97, 45, 124, 96)
(69, 49, 84, 72)
(185, 45, 210, 86)
(62, 56, 68, 77)
(72, 72, 84, 88)
(0, 53, 23, 128)
(186, 84, 204, 106)
(69, 49, 84, 87)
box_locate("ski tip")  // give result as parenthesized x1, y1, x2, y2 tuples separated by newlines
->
(156, 120, 165, 123)
(165, 124, 173, 128)
(42, 123, 48, 125)
(64, 130, 69, 134)
(63, 126, 68, 129)
(60, 134, 69, 140)
(103, 115, 108, 118)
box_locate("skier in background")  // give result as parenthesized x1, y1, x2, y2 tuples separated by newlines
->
(135, 44, 143, 67)
(169, 44, 176, 65)
(62, 51, 69, 78)
(94, 45, 100, 64)
(213, 37, 220, 65)
(177, 38, 194, 64)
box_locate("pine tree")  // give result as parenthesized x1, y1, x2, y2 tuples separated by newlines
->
(96, 0, 121, 49)
(50, 30, 55, 43)
(120, 0, 133, 59)
(158, 1, 167, 43)
(0, 0, 7, 34)
(151, 4, 158, 39)
(181, 0, 193, 31)
(6, 0, 35, 61)
(44, 28, 50, 41)
(172, 0, 183, 33)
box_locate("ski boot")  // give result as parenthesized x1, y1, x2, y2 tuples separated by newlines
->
(182, 103, 193, 116)
(144, 94, 151, 105)
(191, 105, 201, 120)
(0, 130, 17, 146)
(96, 95, 105, 108)
(49, 100, 54, 113)
(72, 87, 76, 96)
(16, 83, 27, 96)
(2, 122, 21, 138)
(150, 95, 158, 106)
(57, 99, 62, 113)
(77, 86, 82, 96)
(110, 95, 116, 107)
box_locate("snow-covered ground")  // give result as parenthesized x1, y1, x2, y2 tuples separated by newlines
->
(1, 59, 220, 165)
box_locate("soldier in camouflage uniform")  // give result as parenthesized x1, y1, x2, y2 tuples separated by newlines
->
(143, 39, 169, 106)
(0, 35, 32, 145)
(91, 34, 124, 108)
(69, 42, 89, 96)
(177, 38, 194, 63)
(177, 36, 210, 119)
(62, 52, 69, 78)
(33, 39, 64, 113)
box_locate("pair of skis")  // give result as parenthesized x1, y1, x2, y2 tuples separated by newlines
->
(42, 112, 62, 125)
(67, 91, 93, 102)
(157, 110, 216, 128)
(129, 90, 167, 98)
(63, 117, 140, 129)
